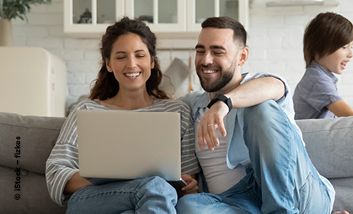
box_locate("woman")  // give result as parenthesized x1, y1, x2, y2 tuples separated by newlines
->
(46, 17, 199, 214)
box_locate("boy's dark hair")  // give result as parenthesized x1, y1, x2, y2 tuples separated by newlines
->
(304, 12, 353, 67)
(201, 16, 247, 47)
(90, 17, 168, 100)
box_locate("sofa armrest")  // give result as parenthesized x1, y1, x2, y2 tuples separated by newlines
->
(0, 112, 65, 174)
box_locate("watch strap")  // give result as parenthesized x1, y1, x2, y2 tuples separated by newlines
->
(207, 94, 232, 113)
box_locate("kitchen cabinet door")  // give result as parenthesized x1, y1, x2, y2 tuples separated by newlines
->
(64, 0, 248, 36)
(125, 0, 187, 32)
(64, 0, 124, 35)
(187, 0, 249, 32)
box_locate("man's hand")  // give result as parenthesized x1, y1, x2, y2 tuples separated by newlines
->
(181, 174, 198, 195)
(197, 101, 229, 151)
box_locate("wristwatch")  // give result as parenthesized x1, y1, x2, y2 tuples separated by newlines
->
(207, 94, 233, 113)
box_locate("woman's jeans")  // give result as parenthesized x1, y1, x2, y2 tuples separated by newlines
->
(66, 176, 177, 214)
(177, 100, 333, 214)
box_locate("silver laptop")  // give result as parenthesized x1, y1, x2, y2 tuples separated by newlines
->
(77, 110, 181, 181)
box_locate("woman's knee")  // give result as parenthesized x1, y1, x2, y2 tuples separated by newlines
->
(142, 176, 172, 190)
(138, 176, 177, 197)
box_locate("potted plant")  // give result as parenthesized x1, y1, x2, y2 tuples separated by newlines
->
(0, 0, 51, 46)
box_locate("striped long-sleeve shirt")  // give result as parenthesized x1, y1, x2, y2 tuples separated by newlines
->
(45, 99, 200, 206)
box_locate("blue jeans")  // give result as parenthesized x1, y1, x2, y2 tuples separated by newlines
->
(177, 100, 333, 214)
(66, 176, 178, 214)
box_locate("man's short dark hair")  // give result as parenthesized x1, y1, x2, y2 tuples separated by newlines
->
(201, 16, 247, 47)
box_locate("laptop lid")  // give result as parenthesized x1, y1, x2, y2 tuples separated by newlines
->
(77, 110, 181, 181)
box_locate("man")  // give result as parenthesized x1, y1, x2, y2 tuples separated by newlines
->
(177, 16, 335, 213)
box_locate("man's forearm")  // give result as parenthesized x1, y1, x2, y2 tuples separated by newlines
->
(225, 77, 285, 108)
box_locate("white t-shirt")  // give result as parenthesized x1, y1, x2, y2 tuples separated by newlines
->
(195, 109, 246, 194)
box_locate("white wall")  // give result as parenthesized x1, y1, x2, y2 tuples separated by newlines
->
(10, 0, 353, 110)
(247, 0, 353, 106)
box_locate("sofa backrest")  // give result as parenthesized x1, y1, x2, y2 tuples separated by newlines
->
(296, 116, 353, 179)
(1, 112, 353, 213)
(1, 112, 353, 179)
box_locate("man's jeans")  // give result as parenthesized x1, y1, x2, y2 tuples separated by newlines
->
(66, 176, 177, 214)
(177, 100, 333, 214)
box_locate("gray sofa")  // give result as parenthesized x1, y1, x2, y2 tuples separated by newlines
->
(0, 112, 352, 213)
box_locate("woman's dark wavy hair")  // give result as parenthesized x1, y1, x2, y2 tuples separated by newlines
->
(89, 17, 168, 100)
(304, 12, 353, 67)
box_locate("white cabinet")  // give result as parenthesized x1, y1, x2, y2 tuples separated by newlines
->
(64, 0, 249, 36)
(64, 0, 124, 34)
(125, 0, 187, 32)
(187, 0, 249, 32)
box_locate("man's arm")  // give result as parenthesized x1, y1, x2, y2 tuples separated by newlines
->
(197, 76, 286, 151)
(225, 76, 285, 108)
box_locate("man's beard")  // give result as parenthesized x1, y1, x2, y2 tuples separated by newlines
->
(197, 66, 234, 92)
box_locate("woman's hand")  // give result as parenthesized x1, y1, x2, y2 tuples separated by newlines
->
(181, 174, 198, 195)
(64, 172, 92, 194)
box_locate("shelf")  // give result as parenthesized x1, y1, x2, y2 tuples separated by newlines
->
(266, 0, 339, 7)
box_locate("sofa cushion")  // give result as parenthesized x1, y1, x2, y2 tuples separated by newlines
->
(330, 177, 353, 212)
(296, 116, 353, 179)
(0, 166, 65, 214)
(0, 112, 65, 174)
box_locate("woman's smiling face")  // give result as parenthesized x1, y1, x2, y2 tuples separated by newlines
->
(106, 33, 154, 92)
